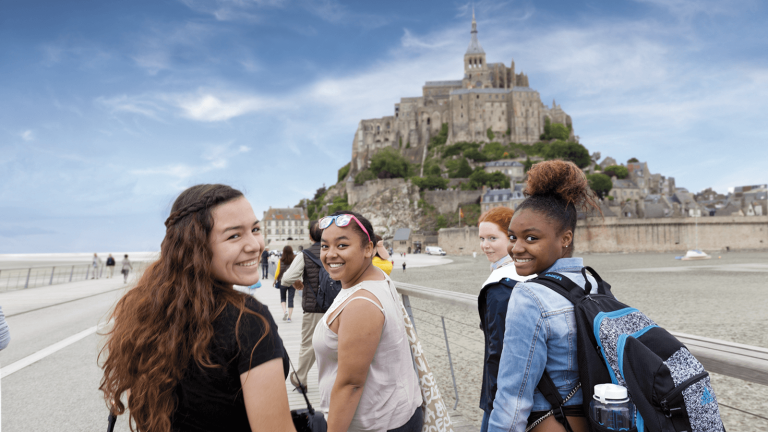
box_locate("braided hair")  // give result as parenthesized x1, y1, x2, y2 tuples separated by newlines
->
(100, 184, 270, 432)
(517, 160, 601, 251)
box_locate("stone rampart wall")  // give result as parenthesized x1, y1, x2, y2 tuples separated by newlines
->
(425, 190, 482, 214)
(347, 178, 408, 206)
(438, 216, 768, 255)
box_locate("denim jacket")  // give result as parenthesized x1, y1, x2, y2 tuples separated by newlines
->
(487, 258, 597, 432)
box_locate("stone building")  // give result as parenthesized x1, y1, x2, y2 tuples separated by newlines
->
(262, 207, 309, 245)
(393, 228, 413, 254)
(481, 184, 526, 212)
(484, 160, 525, 183)
(349, 12, 573, 177)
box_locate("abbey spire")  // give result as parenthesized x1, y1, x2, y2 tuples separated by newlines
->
(464, 8, 487, 79)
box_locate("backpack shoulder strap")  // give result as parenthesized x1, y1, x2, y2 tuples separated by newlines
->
(531, 271, 586, 304)
(537, 371, 576, 432)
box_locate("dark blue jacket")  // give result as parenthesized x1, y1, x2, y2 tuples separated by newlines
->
(478, 277, 518, 413)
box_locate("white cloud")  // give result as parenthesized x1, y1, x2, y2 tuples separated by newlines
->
(171, 92, 271, 122)
(20, 130, 34, 141)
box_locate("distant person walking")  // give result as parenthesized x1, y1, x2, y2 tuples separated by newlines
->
(0, 305, 10, 350)
(402, 261, 406, 273)
(261, 247, 270, 279)
(121, 254, 133, 283)
(92, 253, 102, 279)
(106, 254, 116, 278)
(275, 245, 296, 323)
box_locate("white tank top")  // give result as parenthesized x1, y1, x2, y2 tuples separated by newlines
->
(312, 274, 422, 432)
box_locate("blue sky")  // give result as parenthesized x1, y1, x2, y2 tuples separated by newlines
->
(2, 0, 767, 253)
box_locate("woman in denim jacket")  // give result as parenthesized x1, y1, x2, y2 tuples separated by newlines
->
(487, 160, 602, 432)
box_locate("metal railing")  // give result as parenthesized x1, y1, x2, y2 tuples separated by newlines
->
(0, 262, 149, 292)
(394, 281, 768, 422)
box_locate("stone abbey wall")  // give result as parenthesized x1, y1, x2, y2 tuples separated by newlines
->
(424, 189, 482, 214)
(438, 216, 768, 255)
(347, 178, 411, 206)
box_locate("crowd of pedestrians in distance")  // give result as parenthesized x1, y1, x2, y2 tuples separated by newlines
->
(98, 160, 723, 432)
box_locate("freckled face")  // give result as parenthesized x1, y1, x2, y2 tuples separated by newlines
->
(479, 222, 511, 263)
(209, 197, 264, 286)
(320, 224, 373, 289)
(507, 209, 571, 276)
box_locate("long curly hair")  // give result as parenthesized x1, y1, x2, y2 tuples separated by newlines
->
(99, 184, 269, 432)
(518, 160, 602, 249)
(280, 245, 295, 268)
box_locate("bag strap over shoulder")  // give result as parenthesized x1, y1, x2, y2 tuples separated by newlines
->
(532, 266, 610, 303)
(536, 371, 576, 432)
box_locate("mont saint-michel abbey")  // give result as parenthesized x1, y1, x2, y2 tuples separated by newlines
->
(350, 14, 573, 176)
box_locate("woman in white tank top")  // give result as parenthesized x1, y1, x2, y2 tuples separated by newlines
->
(312, 211, 422, 432)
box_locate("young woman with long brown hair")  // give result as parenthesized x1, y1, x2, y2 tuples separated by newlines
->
(487, 161, 601, 432)
(100, 184, 295, 432)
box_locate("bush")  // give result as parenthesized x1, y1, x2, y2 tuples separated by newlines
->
(406, 142, 411, 149)
(337, 163, 351, 182)
(448, 158, 473, 178)
(412, 176, 449, 190)
(607, 195, 614, 201)
(436, 214, 448, 229)
(544, 140, 591, 168)
(487, 128, 495, 140)
(464, 148, 489, 162)
(423, 161, 442, 177)
(369, 147, 411, 179)
(482, 142, 506, 160)
(327, 194, 351, 213)
(540, 117, 570, 141)
(428, 123, 450, 149)
(628, 157, 639, 163)
(354, 169, 377, 185)
(462, 168, 510, 190)
(603, 165, 628, 179)
(587, 173, 613, 199)
(442, 141, 479, 158)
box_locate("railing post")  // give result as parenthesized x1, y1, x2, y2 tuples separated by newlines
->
(401, 294, 417, 333)
(69, 265, 74, 282)
(24, 268, 32, 289)
(441, 316, 460, 410)
(49, 266, 56, 285)
(86, 266, 90, 280)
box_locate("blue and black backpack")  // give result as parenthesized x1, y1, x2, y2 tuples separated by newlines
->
(532, 267, 725, 432)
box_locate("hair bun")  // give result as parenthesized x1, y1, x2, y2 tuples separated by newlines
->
(525, 160, 592, 207)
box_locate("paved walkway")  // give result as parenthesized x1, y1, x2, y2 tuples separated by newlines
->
(238, 279, 322, 411)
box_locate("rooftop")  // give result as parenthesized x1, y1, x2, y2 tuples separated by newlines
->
(393, 228, 412, 241)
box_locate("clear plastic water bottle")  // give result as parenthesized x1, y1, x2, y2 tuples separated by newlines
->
(589, 384, 636, 431)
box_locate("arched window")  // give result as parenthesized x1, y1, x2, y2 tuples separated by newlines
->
(427, 118, 431, 125)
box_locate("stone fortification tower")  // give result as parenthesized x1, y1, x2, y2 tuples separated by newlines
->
(349, 13, 573, 177)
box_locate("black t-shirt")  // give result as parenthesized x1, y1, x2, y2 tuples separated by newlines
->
(172, 296, 289, 432)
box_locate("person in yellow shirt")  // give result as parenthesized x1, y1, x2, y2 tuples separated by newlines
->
(371, 234, 393, 275)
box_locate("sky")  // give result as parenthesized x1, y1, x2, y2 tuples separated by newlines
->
(1, 0, 767, 253)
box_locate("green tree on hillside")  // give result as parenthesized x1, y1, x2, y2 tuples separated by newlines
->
(628, 157, 639, 163)
(369, 147, 411, 179)
(337, 163, 351, 182)
(412, 176, 449, 190)
(540, 117, 570, 141)
(544, 141, 591, 168)
(449, 158, 473, 178)
(487, 128, 495, 140)
(587, 173, 613, 199)
(354, 169, 377, 185)
(428, 123, 449, 149)
(603, 165, 628, 179)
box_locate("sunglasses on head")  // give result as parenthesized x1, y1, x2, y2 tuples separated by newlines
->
(318, 214, 371, 243)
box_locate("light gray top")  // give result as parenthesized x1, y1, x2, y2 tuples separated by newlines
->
(313, 274, 421, 431)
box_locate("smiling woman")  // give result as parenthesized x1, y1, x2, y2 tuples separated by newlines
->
(313, 211, 423, 432)
(100, 184, 296, 432)
(487, 161, 602, 432)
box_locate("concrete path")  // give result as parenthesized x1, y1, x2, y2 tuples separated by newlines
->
(0, 273, 475, 431)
